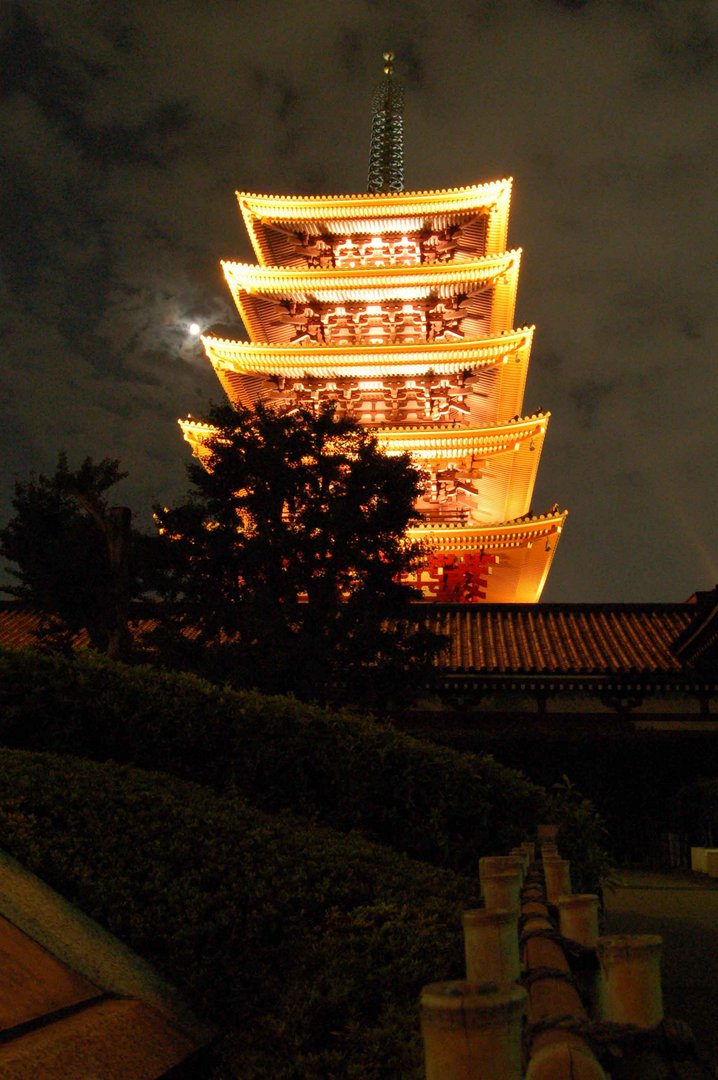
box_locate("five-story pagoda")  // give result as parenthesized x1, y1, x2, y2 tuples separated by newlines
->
(181, 55, 566, 602)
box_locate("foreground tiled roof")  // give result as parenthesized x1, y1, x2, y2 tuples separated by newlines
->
(426, 603, 696, 675)
(0, 850, 212, 1079)
(0, 994, 197, 1080)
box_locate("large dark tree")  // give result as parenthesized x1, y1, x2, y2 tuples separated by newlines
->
(0, 454, 158, 658)
(154, 402, 440, 704)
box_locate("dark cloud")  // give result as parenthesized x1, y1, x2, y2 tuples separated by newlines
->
(543, 0, 590, 10)
(569, 377, 620, 429)
(398, 37, 426, 90)
(74, 100, 194, 167)
(652, 13, 718, 79)
(1, 4, 88, 116)
(1, 4, 192, 167)
(338, 26, 365, 77)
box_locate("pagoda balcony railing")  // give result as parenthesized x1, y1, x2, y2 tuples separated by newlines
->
(417, 506, 470, 525)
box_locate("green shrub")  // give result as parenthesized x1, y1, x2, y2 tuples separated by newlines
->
(0, 648, 544, 872)
(0, 750, 480, 1077)
(543, 775, 613, 895)
(423, 725, 718, 866)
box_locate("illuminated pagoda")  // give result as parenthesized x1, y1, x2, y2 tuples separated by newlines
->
(181, 54, 566, 602)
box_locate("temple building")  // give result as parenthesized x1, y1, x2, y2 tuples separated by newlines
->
(181, 55, 567, 602)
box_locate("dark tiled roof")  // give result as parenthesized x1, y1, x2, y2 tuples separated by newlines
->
(0, 600, 713, 678)
(0, 608, 91, 650)
(426, 603, 696, 675)
(672, 599, 718, 669)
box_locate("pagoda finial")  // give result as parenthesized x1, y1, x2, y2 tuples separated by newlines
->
(367, 51, 404, 194)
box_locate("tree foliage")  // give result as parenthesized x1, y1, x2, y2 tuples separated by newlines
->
(154, 403, 439, 703)
(0, 453, 156, 656)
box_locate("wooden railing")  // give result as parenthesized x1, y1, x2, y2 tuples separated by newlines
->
(419, 825, 709, 1079)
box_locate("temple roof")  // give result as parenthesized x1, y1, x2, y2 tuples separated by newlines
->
(223, 252, 520, 344)
(238, 180, 512, 266)
(408, 507, 566, 552)
(408, 509, 567, 604)
(671, 594, 718, 670)
(179, 412, 547, 466)
(377, 415, 548, 525)
(429, 603, 694, 676)
(202, 329, 533, 423)
(202, 327, 533, 378)
(0, 851, 211, 1078)
(372, 412, 548, 458)
(223, 251, 520, 303)
(1, 599, 716, 684)
(179, 413, 548, 527)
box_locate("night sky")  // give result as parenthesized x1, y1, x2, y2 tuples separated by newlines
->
(3, 0, 718, 602)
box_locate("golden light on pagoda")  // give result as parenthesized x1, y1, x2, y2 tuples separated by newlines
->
(179, 60, 566, 603)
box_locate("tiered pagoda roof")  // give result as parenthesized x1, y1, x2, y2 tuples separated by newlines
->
(221, 252, 520, 345)
(201, 327, 534, 423)
(237, 179, 512, 266)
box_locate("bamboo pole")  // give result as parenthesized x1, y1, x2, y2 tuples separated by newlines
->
(420, 981, 526, 1080)
(558, 894, 599, 949)
(597, 934, 664, 1027)
(462, 907, 520, 984)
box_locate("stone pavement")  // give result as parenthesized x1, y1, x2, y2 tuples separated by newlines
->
(604, 868, 718, 1071)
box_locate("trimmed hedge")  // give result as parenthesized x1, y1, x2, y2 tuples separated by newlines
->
(422, 725, 718, 866)
(0, 750, 481, 1077)
(0, 648, 544, 872)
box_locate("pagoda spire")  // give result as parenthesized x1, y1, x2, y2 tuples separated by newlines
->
(367, 51, 404, 194)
